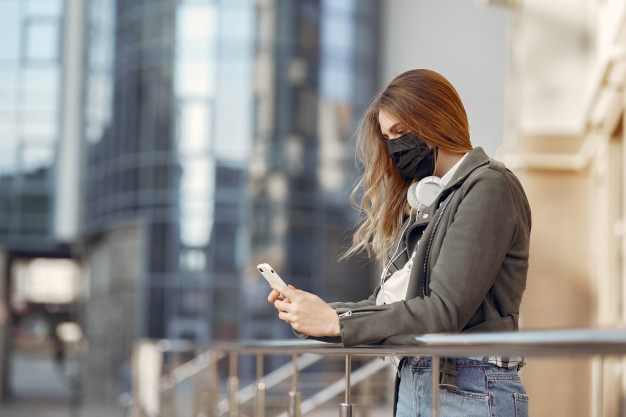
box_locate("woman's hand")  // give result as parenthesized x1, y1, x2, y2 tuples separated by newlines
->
(269, 282, 340, 337)
(267, 285, 293, 304)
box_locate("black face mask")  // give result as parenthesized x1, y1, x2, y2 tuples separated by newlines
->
(386, 132, 437, 180)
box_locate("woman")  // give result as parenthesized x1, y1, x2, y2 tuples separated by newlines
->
(268, 69, 531, 416)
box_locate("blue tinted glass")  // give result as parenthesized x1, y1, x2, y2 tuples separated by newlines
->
(0, 1, 20, 61)
(26, 21, 59, 61)
(21, 143, 54, 173)
(26, 0, 62, 16)
(214, 61, 252, 162)
(220, 3, 254, 40)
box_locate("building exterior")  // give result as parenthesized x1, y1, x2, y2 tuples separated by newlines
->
(0, 0, 64, 247)
(81, 0, 257, 402)
(0, 0, 85, 402)
(494, 0, 626, 415)
(81, 0, 381, 402)
(243, 0, 380, 341)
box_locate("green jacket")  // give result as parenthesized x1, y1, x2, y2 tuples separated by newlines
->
(322, 147, 532, 346)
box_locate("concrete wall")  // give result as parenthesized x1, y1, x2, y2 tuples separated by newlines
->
(516, 136, 594, 416)
(381, 0, 508, 156)
(504, 0, 626, 414)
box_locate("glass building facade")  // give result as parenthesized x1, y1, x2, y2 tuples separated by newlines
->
(81, 0, 380, 400)
(83, 0, 255, 344)
(0, 0, 64, 247)
(244, 0, 380, 339)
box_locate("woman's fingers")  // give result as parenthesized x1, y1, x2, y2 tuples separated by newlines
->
(268, 289, 280, 303)
(270, 282, 299, 301)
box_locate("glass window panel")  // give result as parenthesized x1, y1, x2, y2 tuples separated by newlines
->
(321, 16, 354, 52)
(179, 158, 214, 247)
(0, 192, 11, 214)
(320, 62, 352, 102)
(26, 21, 59, 61)
(0, 68, 18, 89)
(23, 89, 58, 112)
(216, 165, 242, 189)
(20, 194, 50, 214)
(20, 143, 54, 173)
(174, 3, 217, 98)
(175, 61, 215, 97)
(0, 90, 17, 113)
(178, 248, 207, 272)
(0, 125, 18, 175)
(220, 4, 254, 40)
(180, 158, 214, 194)
(22, 67, 59, 111)
(322, 0, 355, 14)
(24, 66, 59, 89)
(177, 101, 211, 154)
(176, 4, 217, 42)
(138, 166, 153, 190)
(289, 224, 313, 276)
(320, 0, 355, 103)
(178, 287, 208, 314)
(0, 155, 17, 176)
(20, 111, 57, 138)
(214, 62, 251, 162)
(26, 0, 62, 16)
(153, 163, 172, 190)
(179, 209, 212, 248)
(19, 213, 49, 235)
(85, 74, 113, 144)
(0, 1, 20, 61)
(213, 223, 237, 273)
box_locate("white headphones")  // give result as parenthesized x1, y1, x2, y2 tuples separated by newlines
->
(407, 176, 443, 212)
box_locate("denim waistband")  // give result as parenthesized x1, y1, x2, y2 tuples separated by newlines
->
(407, 356, 518, 368)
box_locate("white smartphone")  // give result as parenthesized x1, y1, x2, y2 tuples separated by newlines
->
(257, 263, 287, 287)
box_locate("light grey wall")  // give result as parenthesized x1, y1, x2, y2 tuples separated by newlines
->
(380, 0, 508, 156)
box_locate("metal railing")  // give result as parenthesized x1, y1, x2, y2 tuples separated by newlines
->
(131, 328, 626, 417)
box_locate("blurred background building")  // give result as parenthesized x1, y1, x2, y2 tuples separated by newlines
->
(4, 0, 626, 416)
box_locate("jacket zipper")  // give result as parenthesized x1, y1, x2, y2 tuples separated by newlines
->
(338, 308, 388, 318)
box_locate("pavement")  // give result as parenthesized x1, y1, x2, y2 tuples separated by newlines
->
(0, 400, 124, 417)
(0, 353, 124, 417)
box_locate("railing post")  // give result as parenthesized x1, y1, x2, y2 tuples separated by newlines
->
(592, 354, 604, 417)
(288, 354, 302, 417)
(255, 353, 266, 417)
(339, 354, 355, 417)
(207, 350, 220, 417)
(229, 351, 239, 417)
(431, 355, 439, 417)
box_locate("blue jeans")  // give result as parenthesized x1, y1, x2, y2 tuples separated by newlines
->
(396, 357, 528, 417)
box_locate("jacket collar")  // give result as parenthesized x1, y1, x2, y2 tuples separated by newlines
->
(441, 147, 490, 191)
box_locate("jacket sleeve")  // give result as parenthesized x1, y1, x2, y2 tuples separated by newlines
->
(292, 292, 379, 342)
(338, 169, 521, 346)
(328, 293, 378, 310)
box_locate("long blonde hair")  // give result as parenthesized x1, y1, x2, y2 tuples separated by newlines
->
(343, 69, 473, 268)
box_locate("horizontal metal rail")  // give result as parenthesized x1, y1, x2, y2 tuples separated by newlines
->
(206, 328, 626, 357)
(135, 328, 626, 417)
